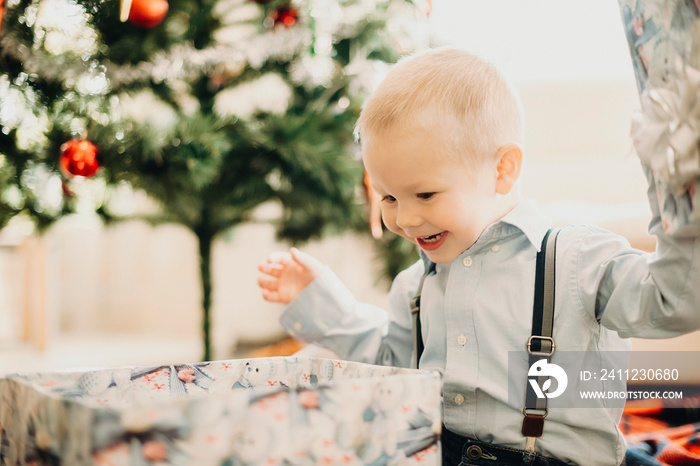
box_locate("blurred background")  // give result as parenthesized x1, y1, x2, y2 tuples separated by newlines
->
(0, 0, 694, 376)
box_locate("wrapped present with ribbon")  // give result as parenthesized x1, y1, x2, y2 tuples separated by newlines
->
(618, 0, 700, 236)
(0, 357, 441, 465)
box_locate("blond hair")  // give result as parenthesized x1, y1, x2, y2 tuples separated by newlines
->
(356, 48, 524, 166)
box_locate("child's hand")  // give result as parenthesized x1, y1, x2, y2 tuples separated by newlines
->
(257, 248, 321, 304)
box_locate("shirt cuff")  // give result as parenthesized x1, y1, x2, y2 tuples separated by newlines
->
(279, 265, 357, 342)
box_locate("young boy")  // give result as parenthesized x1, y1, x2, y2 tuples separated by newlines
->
(257, 48, 700, 465)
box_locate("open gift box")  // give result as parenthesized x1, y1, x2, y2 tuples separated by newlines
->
(0, 357, 441, 465)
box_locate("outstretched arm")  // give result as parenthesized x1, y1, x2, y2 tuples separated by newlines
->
(258, 247, 425, 366)
(576, 165, 700, 337)
(277, 259, 424, 366)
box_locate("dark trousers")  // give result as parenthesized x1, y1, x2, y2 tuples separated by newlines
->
(441, 427, 570, 466)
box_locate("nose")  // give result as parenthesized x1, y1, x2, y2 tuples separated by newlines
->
(395, 203, 422, 230)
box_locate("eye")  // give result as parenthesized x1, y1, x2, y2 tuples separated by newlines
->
(381, 195, 396, 203)
(417, 192, 435, 200)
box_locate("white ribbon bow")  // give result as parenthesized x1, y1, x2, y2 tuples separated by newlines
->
(632, 57, 700, 196)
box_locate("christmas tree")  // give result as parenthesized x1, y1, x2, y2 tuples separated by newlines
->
(0, 0, 427, 360)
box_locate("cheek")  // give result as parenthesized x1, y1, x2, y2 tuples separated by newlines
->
(380, 208, 402, 235)
(380, 207, 394, 228)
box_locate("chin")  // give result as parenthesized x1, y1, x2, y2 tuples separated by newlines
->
(424, 250, 458, 264)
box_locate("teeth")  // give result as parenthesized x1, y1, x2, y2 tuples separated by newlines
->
(421, 232, 444, 243)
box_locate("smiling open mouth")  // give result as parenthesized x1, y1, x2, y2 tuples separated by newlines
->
(420, 232, 445, 243)
(416, 231, 448, 250)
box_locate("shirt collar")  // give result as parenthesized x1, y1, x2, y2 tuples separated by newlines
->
(419, 199, 551, 272)
(419, 250, 437, 275)
(496, 199, 551, 252)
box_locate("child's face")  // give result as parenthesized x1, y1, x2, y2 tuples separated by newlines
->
(363, 122, 499, 264)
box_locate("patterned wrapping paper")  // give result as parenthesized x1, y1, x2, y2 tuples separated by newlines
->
(0, 357, 442, 466)
(618, 0, 700, 237)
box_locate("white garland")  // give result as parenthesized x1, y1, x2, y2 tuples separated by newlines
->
(0, 0, 426, 92)
(0, 0, 429, 138)
(0, 28, 310, 89)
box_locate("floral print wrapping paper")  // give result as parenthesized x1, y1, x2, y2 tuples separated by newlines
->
(618, 0, 700, 237)
(0, 357, 442, 466)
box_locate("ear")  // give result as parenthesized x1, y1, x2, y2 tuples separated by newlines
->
(494, 143, 522, 195)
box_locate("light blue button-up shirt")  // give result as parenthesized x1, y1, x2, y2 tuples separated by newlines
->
(280, 192, 700, 465)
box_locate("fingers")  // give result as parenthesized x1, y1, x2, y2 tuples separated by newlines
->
(257, 262, 283, 278)
(258, 251, 290, 303)
(257, 276, 278, 291)
(290, 248, 319, 271)
(258, 277, 286, 303)
(258, 251, 291, 277)
(267, 251, 292, 264)
(257, 249, 317, 306)
(261, 288, 281, 303)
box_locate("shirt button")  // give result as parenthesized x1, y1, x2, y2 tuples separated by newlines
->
(293, 322, 303, 332)
(453, 394, 465, 405)
(462, 256, 473, 268)
(457, 334, 467, 346)
(491, 244, 500, 253)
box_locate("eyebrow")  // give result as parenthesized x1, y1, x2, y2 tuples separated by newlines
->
(371, 179, 440, 194)
(403, 182, 436, 192)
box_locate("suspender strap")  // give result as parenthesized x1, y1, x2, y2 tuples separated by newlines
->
(522, 228, 560, 449)
(410, 261, 436, 369)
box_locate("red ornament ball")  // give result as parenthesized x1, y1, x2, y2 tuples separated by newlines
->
(270, 6, 298, 27)
(128, 0, 169, 28)
(60, 140, 100, 178)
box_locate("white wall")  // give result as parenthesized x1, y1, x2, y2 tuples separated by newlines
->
(42, 210, 389, 359)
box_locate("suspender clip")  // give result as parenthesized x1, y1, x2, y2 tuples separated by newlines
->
(521, 408, 547, 437)
(410, 296, 420, 315)
(526, 335, 555, 357)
